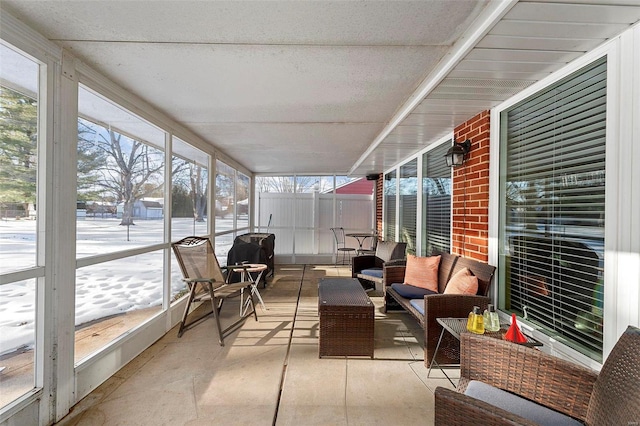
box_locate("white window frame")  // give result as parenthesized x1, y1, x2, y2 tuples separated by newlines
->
(490, 25, 640, 369)
(383, 134, 454, 255)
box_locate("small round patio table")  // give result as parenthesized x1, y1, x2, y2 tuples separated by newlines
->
(236, 263, 268, 316)
(346, 233, 375, 253)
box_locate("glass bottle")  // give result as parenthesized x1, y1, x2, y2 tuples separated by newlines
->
(467, 307, 475, 332)
(468, 306, 485, 334)
(484, 304, 501, 332)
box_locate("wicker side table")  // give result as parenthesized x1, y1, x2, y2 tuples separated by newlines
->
(318, 278, 374, 358)
(428, 317, 542, 386)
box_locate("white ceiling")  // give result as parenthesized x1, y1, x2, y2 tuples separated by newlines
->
(3, 0, 640, 176)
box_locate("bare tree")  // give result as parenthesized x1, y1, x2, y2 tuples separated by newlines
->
(190, 163, 207, 222)
(79, 118, 165, 226)
(256, 176, 329, 193)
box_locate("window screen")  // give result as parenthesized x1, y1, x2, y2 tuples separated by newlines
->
(499, 57, 606, 361)
(422, 142, 451, 256)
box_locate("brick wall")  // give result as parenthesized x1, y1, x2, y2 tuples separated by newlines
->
(452, 111, 490, 262)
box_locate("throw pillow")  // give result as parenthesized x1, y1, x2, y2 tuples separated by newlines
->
(403, 254, 440, 292)
(443, 267, 478, 295)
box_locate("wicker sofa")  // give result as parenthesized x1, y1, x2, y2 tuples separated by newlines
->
(383, 252, 496, 366)
(434, 326, 640, 425)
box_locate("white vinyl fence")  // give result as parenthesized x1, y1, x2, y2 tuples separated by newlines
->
(255, 192, 374, 261)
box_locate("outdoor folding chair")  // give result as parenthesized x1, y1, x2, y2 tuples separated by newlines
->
(172, 236, 258, 346)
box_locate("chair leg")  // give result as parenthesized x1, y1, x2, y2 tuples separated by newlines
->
(177, 283, 198, 338)
(210, 293, 225, 346)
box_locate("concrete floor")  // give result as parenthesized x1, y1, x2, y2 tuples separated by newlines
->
(56, 264, 458, 425)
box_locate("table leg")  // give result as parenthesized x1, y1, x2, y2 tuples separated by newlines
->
(427, 327, 456, 387)
(242, 269, 267, 316)
(239, 270, 246, 316)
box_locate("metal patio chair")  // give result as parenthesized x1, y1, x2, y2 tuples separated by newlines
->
(330, 227, 357, 266)
(357, 232, 378, 256)
(172, 236, 258, 345)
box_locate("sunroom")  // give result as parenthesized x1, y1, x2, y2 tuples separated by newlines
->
(1, 1, 639, 425)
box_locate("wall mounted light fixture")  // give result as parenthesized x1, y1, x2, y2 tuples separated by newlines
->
(444, 139, 472, 167)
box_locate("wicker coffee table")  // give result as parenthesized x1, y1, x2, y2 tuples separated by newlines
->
(318, 278, 374, 358)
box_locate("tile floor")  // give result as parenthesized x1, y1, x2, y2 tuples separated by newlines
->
(56, 265, 459, 425)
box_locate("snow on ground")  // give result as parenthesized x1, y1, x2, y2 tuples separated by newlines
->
(0, 217, 237, 356)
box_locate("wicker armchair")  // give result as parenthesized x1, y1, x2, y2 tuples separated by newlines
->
(434, 325, 640, 425)
(351, 241, 406, 290)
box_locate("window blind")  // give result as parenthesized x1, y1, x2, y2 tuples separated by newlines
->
(422, 142, 451, 256)
(384, 171, 396, 241)
(500, 57, 606, 360)
(400, 160, 418, 254)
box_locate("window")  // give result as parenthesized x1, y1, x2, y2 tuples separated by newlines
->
(0, 43, 40, 408)
(383, 170, 397, 241)
(171, 137, 209, 241)
(214, 160, 236, 263)
(399, 160, 418, 254)
(236, 172, 250, 231)
(422, 142, 451, 256)
(171, 137, 209, 302)
(213, 161, 255, 263)
(498, 57, 606, 361)
(77, 86, 166, 255)
(76, 85, 166, 362)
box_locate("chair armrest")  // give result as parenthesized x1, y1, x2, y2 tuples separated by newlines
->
(424, 294, 490, 365)
(183, 277, 216, 284)
(424, 294, 490, 321)
(382, 264, 406, 286)
(351, 255, 377, 275)
(459, 332, 597, 420)
(435, 387, 539, 426)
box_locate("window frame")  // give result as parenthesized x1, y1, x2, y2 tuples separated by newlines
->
(383, 135, 453, 254)
(497, 57, 607, 362)
(421, 140, 453, 257)
(489, 37, 629, 369)
(0, 41, 47, 416)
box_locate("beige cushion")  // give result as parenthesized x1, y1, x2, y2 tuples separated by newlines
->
(404, 254, 440, 292)
(444, 267, 479, 295)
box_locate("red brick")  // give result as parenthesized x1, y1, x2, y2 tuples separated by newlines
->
(452, 110, 491, 257)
